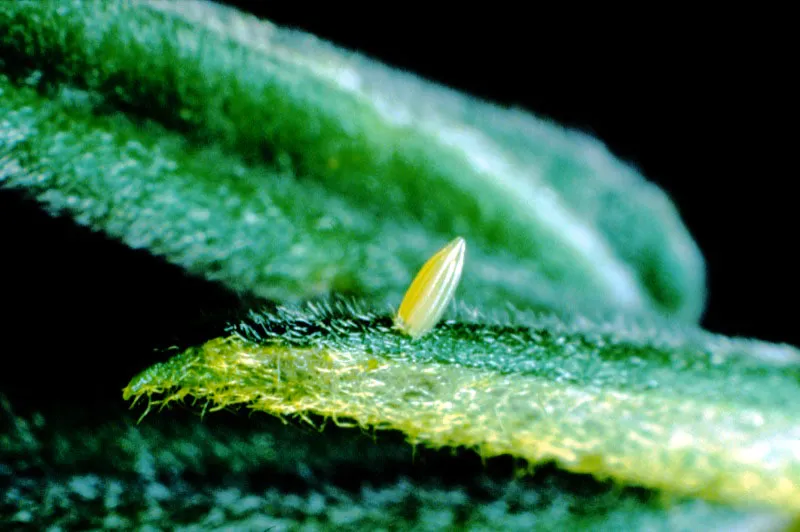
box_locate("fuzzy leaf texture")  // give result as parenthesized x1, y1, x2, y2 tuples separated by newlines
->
(124, 302, 800, 513)
(0, 0, 705, 319)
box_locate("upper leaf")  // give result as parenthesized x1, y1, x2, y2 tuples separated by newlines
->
(0, 0, 705, 319)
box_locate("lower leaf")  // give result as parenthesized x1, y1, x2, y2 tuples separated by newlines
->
(124, 301, 800, 512)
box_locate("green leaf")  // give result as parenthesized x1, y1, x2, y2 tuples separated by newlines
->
(0, 0, 705, 319)
(124, 301, 800, 513)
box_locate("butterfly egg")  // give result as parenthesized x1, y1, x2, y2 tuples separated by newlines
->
(395, 237, 466, 339)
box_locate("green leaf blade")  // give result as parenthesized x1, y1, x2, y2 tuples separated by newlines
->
(1, 0, 705, 318)
(124, 302, 800, 512)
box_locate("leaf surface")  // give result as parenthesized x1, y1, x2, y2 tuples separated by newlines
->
(125, 302, 800, 512)
(0, 0, 705, 318)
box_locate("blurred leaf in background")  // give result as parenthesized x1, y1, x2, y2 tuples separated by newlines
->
(0, 0, 705, 319)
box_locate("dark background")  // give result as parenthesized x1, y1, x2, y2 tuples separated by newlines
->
(1, 4, 795, 404)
